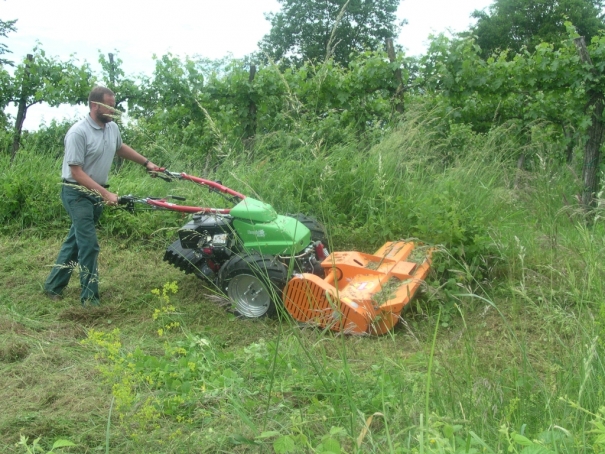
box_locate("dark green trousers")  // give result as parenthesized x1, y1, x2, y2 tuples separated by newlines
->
(44, 185, 104, 305)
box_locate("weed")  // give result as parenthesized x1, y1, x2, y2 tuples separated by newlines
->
(15, 436, 75, 454)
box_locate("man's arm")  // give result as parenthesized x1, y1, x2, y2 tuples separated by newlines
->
(116, 144, 159, 171)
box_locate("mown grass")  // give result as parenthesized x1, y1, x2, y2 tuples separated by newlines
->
(2, 106, 605, 452)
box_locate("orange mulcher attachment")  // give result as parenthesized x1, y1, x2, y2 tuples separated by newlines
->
(283, 241, 431, 335)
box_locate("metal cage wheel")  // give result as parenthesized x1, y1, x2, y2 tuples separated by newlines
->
(219, 253, 288, 318)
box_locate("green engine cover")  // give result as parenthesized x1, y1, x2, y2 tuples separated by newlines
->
(231, 198, 311, 255)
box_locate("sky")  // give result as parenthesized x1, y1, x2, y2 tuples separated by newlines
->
(2, 0, 493, 129)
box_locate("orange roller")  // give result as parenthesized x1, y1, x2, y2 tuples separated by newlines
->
(283, 241, 432, 335)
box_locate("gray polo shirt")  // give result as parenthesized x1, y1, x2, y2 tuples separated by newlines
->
(61, 114, 123, 186)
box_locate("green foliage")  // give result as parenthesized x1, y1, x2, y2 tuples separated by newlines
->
(470, 0, 605, 57)
(258, 0, 402, 67)
(0, 151, 66, 233)
(5, 117, 605, 452)
(416, 32, 589, 135)
(73, 265, 605, 452)
(0, 125, 12, 152)
(0, 18, 17, 66)
(3, 45, 93, 158)
(20, 120, 72, 158)
(5, 47, 92, 110)
(16, 436, 75, 454)
(123, 49, 406, 172)
(97, 51, 141, 110)
(0, 148, 185, 238)
(84, 311, 431, 450)
(498, 424, 575, 453)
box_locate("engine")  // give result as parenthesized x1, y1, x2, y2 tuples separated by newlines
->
(177, 214, 233, 249)
(279, 242, 328, 277)
(163, 213, 236, 280)
(164, 212, 329, 281)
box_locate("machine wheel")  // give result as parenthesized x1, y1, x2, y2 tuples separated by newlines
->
(164, 238, 207, 277)
(290, 213, 328, 244)
(218, 253, 288, 318)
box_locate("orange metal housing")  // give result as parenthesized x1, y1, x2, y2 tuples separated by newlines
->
(283, 241, 431, 335)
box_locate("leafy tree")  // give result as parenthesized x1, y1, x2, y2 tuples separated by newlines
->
(258, 0, 402, 66)
(415, 25, 605, 209)
(470, 0, 605, 57)
(6, 47, 92, 160)
(97, 51, 141, 111)
(0, 19, 16, 129)
(0, 18, 17, 66)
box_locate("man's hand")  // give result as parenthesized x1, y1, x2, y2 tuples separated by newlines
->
(102, 191, 119, 206)
(144, 160, 160, 172)
(70, 165, 116, 204)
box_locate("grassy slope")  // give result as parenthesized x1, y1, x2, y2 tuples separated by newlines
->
(2, 112, 604, 452)
(2, 233, 600, 453)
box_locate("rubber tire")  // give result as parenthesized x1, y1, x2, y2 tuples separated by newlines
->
(290, 213, 328, 244)
(218, 253, 288, 318)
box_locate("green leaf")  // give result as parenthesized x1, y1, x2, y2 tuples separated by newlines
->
(512, 433, 534, 446)
(230, 434, 257, 445)
(317, 437, 341, 453)
(51, 439, 76, 449)
(274, 435, 296, 453)
(519, 446, 554, 454)
(257, 431, 281, 439)
(329, 427, 346, 436)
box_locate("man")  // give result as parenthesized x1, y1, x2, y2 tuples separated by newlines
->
(44, 86, 159, 306)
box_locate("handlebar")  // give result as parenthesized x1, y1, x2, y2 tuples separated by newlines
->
(148, 168, 245, 204)
(117, 194, 187, 213)
(148, 168, 182, 182)
(117, 194, 231, 215)
(117, 194, 186, 204)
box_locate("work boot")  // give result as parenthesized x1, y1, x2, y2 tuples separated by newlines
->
(82, 298, 100, 307)
(44, 291, 63, 301)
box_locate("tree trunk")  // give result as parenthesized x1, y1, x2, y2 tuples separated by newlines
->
(386, 38, 404, 114)
(574, 37, 605, 210)
(561, 123, 574, 164)
(582, 97, 604, 207)
(10, 54, 33, 163)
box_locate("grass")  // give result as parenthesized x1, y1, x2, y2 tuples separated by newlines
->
(2, 107, 605, 452)
(2, 218, 603, 452)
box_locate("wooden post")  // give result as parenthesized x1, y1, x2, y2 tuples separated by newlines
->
(108, 52, 125, 169)
(10, 53, 33, 163)
(386, 38, 404, 114)
(561, 123, 575, 164)
(574, 37, 604, 210)
(245, 64, 257, 150)
(108, 52, 116, 89)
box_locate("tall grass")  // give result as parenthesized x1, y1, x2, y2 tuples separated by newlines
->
(2, 102, 605, 452)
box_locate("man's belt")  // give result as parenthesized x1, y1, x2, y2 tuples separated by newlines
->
(62, 179, 109, 189)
